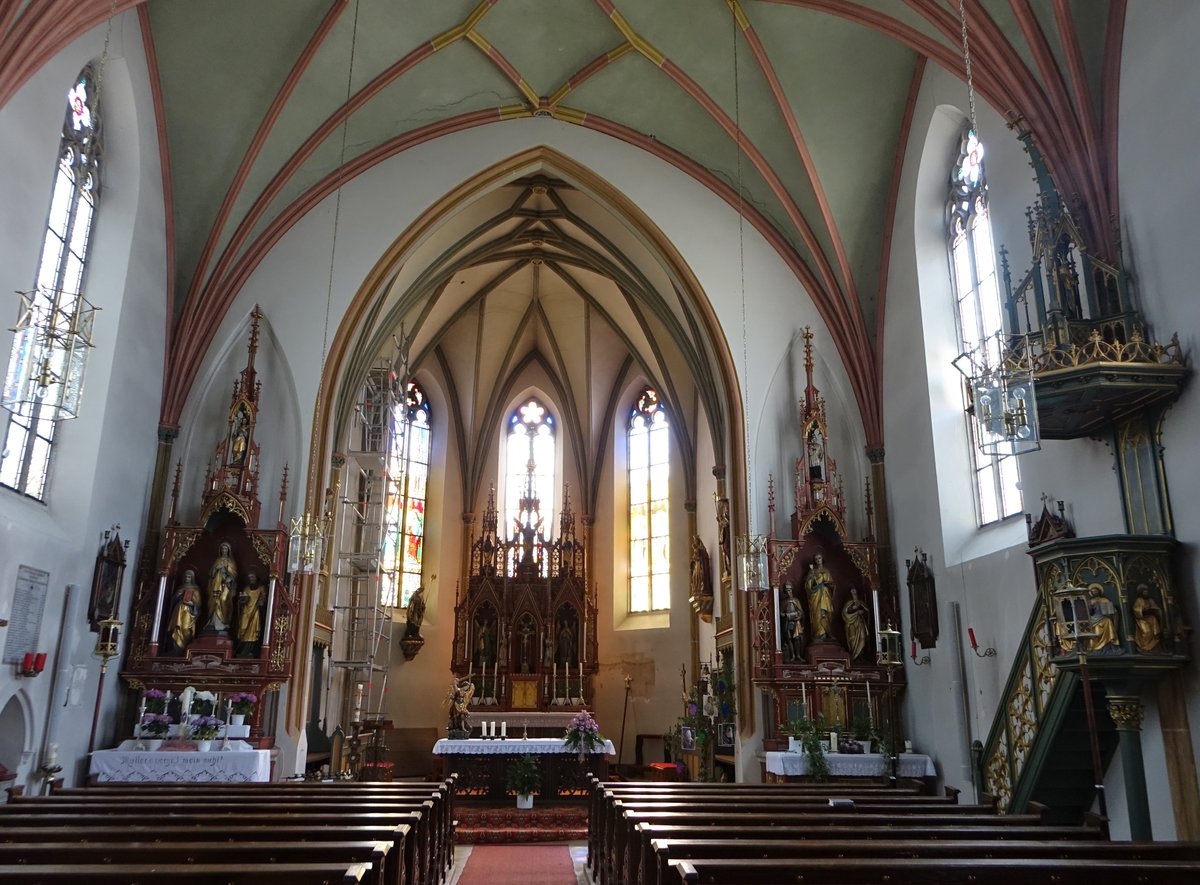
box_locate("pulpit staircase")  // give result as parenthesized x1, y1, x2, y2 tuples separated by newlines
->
(979, 594, 1117, 824)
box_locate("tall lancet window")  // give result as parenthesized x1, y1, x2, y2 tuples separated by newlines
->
(628, 387, 670, 612)
(2, 66, 101, 499)
(382, 380, 430, 608)
(504, 398, 556, 558)
(948, 129, 1021, 525)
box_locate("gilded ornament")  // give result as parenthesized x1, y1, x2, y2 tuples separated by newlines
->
(1106, 698, 1144, 731)
(250, 534, 276, 569)
(170, 529, 202, 564)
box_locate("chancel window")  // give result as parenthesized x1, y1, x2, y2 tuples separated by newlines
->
(628, 387, 670, 612)
(504, 399, 556, 569)
(1, 67, 101, 499)
(382, 380, 430, 608)
(948, 130, 1021, 525)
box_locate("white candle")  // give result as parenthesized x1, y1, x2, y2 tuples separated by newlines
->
(582, 617, 586, 661)
(866, 681, 874, 726)
(501, 721, 507, 738)
(491, 720, 497, 738)
(46, 743, 58, 766)
(802, 683, 808, 716)
(494, 660, 498, 696)
(872, 589, 881, 646)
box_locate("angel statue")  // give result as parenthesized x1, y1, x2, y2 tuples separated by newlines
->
(446, 677, 475, 738)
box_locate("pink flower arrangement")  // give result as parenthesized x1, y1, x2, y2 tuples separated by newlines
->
(564, 709, 605, 753)
(229, 692, 257, 715)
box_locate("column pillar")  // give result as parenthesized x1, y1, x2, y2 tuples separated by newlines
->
(685, 499, 699, 686)
(1106, 693, 1152, 840)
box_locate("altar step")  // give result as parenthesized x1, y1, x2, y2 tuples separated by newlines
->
(455, 803, 588, 844)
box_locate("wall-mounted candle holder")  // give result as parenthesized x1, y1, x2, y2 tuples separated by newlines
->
(17, 652, 46, 677)
(967, 627, 996, 658)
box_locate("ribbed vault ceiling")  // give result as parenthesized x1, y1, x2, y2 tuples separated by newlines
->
(0, 0, 1124, 446)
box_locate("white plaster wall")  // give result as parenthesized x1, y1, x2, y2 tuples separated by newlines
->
(1119, 0, 1200, 830)
(0, 11, 167, 788)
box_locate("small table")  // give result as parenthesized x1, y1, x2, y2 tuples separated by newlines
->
(90, 741, 271, 783)
(434, 737, 615, 800)
(764, 751, 935, 779)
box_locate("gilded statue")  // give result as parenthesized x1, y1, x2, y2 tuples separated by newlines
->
(805, 553, 834, 641)
(1132, 585, 1162, 653)
(235, 571, 266, 655)
(780, 582, 805, 663)
(167, 568, 201, 652)
(404, 585, 426, 640)
(205, 541, 237, 635)
(556, 618, 577, 665)
(446, 677, 475, 737)
(715, 497, 731, 582)
(689, 534, 712, 617)
(1087, 585, 1120, 653)
(841, 587, 870, 661)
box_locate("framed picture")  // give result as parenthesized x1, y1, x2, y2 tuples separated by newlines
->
(679, 725, 696, 751)
(717, 722, 735, 748)
(702, 695, 718, 719)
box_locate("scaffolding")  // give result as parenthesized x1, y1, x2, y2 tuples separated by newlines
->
(330, 361, 400, 726)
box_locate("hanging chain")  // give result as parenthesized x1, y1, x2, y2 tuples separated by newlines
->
(95, 0, 117, 97)
(733, 6, 753, 539)
(959, 0, 979, 134)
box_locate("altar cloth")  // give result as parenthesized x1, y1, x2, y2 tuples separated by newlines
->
(434, 737, 615, 755)
(765, 751, 935, 778)
(90, 745, 271, 782)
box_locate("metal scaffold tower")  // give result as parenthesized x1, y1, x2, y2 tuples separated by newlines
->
(330, 359, 401, 727)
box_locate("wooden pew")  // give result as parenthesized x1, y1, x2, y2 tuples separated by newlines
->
(4, 791, 446, 882)
(0, 841, 390, 885)
(608, 804, 1022, 885)
(587, 780, 955, 876)
(47, 780, 455, 877)
(0, 863, 370, 884)
(0, 810, 428, 885)
(667, 856, 1200, 884)
(651, 839, 1200, 885)
(0, 825, 411, 885)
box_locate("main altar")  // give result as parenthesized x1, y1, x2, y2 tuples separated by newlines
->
(433, 737, 614, 801)
(450, 462, 596, 711)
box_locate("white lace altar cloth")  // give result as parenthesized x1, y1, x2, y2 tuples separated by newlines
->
(765, 751, 935, 778)
(433, 737, 615, 756)
(90, 744, 270, 782)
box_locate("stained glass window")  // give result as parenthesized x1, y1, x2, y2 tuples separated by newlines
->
(948, 130, 1021, 525)
(2, 66, 101, 500)
(382, 380, 430, 608)
(504, 398, 556, 575)
(629, 387, 670, 612)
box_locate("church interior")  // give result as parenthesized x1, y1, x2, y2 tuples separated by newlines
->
(2, 0, 1200, 873)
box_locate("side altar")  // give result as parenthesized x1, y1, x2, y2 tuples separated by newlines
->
(751, 330, 906, 753)
(120, 309, 298, 748)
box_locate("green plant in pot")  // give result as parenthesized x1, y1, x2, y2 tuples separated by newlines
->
(851, 713, 875, 752)
(506, 753, 541, 809)
(782, 714, 829, 781)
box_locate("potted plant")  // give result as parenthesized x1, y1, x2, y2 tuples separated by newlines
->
(782, 715, 829, 780)
(229, 691, 257, 726)
(140, 713, 171, 749)
(850, 713, 874, 753)
(505, 753, 541, 809)
(190, 714, 221, 751)
(142, 688, 166, 714)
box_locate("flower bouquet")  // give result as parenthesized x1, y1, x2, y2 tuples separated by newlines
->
(563, 709, 605, 759)
(142, 688, 166, 714)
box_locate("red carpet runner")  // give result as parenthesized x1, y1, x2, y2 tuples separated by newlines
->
(455, 804, 588, 844)
(456, 844, 576, 885)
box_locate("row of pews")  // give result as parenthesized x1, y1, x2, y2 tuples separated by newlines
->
(0, 777, 456, 885)
(587, 778, 1200, 885)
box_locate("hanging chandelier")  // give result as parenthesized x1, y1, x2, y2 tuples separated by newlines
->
(3, 288, 97, 420)
(950, 0, 1040, 457)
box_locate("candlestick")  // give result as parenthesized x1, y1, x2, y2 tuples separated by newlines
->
(501, 721, 507, 738)
(872, 589, 881, 646)
(802, 682, 808, 716)
(866, 681, 873, 726)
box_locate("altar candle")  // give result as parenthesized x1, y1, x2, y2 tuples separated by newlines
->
(582, 618, 586, 661)
(21, 652, 33, 671)
(491, 721, 497, 738)
(45, 743, 57, 766)
(494, 660, 498, 697)
(34, 652, 46, 672)
(872, 589, 881, 643)
(501, 721, 507, 738)
(802, 682, 808, 714)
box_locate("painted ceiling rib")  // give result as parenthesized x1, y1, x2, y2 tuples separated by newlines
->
(464, 27, 538, 108)
(1052, 0, 1101, 154)
(182, 0, 347, 315)
(729, 0, 861, 312)
(1100, 0, 1126, 224)
(547, 41, 633, 107)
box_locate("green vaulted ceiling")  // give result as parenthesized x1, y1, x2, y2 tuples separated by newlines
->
(0, 0, 1124, 440)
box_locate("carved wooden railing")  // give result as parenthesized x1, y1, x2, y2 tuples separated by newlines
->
(979, 593, 1063, 812)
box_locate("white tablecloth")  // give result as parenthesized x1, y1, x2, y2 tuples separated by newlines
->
(90, 745, 271, 782)
(765, 751, 935, 778)
(433, 737, 616, 756)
